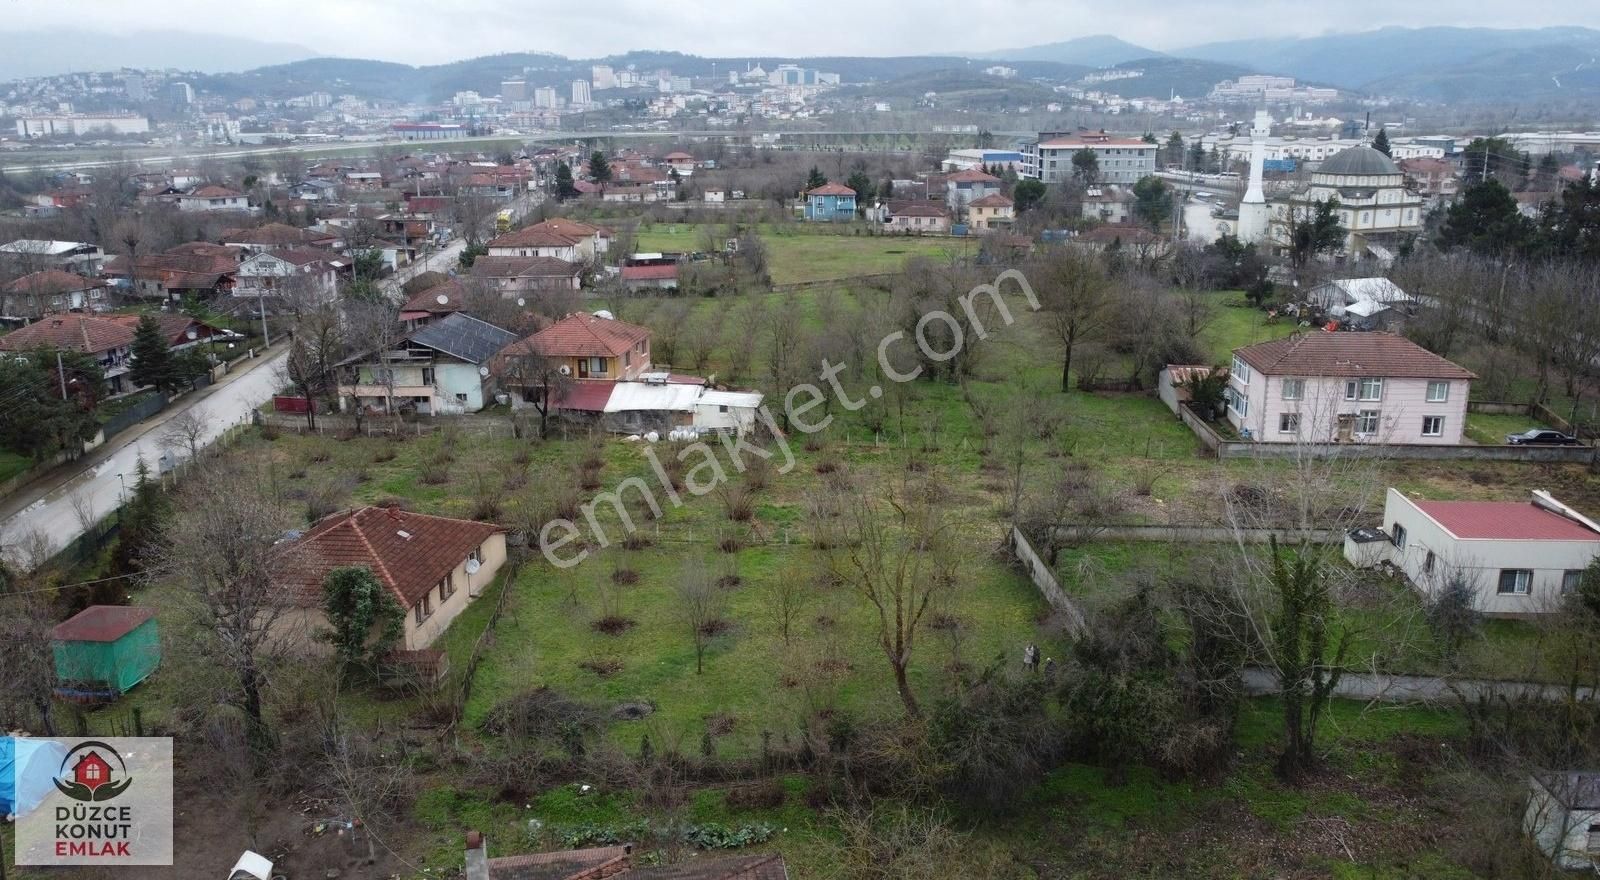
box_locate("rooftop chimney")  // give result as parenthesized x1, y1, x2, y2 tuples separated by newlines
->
(465, 831, 490, 880)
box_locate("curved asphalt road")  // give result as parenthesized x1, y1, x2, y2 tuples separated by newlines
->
(0, 348, 286, 568)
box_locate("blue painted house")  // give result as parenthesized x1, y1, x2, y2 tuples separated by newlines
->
(803, 182, 857, 221)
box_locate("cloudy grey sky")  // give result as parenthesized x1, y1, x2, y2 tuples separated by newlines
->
(10, 0, 1600, 63)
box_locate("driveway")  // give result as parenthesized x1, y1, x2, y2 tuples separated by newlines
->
(1, 347, 287, 567)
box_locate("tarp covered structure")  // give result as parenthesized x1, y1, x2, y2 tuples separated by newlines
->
(0, 737, 68, 817)
(52, 605, 160, 698)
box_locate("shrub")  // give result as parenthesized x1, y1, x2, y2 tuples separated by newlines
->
(419, 462, 450, 485)
(719, 483, 754, 521)
(371, 447, 397, 463)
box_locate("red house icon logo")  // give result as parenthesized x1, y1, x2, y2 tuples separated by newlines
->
(72, 752, 114, 793)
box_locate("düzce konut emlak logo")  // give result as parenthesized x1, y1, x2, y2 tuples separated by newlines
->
(52, 741, 134, 802)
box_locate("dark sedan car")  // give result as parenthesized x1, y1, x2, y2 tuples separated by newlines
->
(1506, 429, 1583, 446)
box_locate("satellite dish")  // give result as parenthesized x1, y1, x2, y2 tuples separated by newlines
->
(465, 558, 482, 575)
(516, 298, 526, 307)
(558, 364, 572, 375)
(478, 365, 490, 377)
(436, 293, 449, 305)
(186, 328, 198, 340)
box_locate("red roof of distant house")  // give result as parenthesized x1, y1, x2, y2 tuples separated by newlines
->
(52, 606, 155, 643)
(947, 169, 1002, 183)
(805, 182, 856, 197)
(277, 507, 505, 608)
(533, 217, 614, 239)
(469, 256, 580, 279)
(550, 379, 615, 412)
(968, 193, 1014, 208)
(1412, 499, 1600, 542)
(662, 151, 694, 161)
(1234, 331, 1476, 380)
(1039, 135, 1151, 148)
(621, 263, 679, 281)
(187, 185, 243, 199)
(404, 279, 468, 313)
(3, 269, 102, 294)
(223, 223, 333, 247)
(105, 313, 232, 347)
(487, 228, 582, 249)
(0, 314, 134, 354)
(519, 312, 651, 358)
(891, 201, 947, 218)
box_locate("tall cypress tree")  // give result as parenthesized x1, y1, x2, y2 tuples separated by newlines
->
(129, 314, 179, 395)
(1372, 127, 1392, 157)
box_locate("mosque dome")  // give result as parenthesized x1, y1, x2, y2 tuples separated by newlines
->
(1318, 145, 1400, 176)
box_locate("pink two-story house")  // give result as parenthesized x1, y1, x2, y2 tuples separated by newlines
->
(1225, 332, 1475, 445)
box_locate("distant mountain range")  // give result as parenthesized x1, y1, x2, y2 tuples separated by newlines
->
(973, 35, 1160, 68)
(0, 30, 316, 80)
(983, 26, 1600, 101)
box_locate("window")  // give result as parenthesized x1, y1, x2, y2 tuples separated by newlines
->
(1278, 413, 1300, 433)
(439, 575, 454, 601)
(468, 547, 482, 565)
(1281, 378, 1304, 400)
(1227, 388, 1248, 417)
(1563, 570, 1584, 595)
(1392, 523, 1407, 549)
(1356, 410, 1380, 435)
(421, 367, 435, 385)
(1358, 378, 1383, 401)
(1497, 569, 1532, 595)
(455, 393, 468, 403)
(1230, 356, 1251, 384)
(1424, 551, 1435, 574)
(416, 592, 434, 623)
(1426, 381, 1449, 403)
(1421, 416, 1444, 437)
(624, 351, 631, 367)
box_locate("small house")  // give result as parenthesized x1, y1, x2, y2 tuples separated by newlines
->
(338, 312, 518, 415)
(802, 182, 857, 222)
(946, 168, 1003, 211)
(967, 194, 1015, 231)
(1347, 488, 1600, 616)
(1526, 771, 1600, 870)
(885, 201, 950, 233)
(51, 605, 161, 700)
(1, 269, 108, 318)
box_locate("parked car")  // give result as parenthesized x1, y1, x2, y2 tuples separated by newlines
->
(1506, 429, 1582, 446)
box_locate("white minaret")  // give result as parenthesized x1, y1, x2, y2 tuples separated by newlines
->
(1236, 109, 1272, 244)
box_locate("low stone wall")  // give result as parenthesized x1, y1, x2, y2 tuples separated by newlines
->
(1061, 524, 1343, 544)
(1008, 526, 1088, 637)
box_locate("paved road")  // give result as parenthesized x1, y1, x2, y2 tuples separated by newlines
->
(1241, 667, 1595, 703)
(0, 348, 287, 568)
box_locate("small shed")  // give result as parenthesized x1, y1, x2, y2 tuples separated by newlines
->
(52, 605, 160, 701)
(1526, 771, 1600, 870)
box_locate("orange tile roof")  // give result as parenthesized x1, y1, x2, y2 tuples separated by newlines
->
(3, 269, 101, 294)
(518, 312, 649, 358)
(968, 193, 1014, 208)
(488, 228, 582, 250)
(0, 313, 134, 354)
(278, 507, 504, 608)
(805, 182, 856, 196)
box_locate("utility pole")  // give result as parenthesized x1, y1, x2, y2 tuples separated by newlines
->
(258, 289, 271, 347)
(56, 350, 67, 399)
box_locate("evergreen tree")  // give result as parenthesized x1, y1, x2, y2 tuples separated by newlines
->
(109, 456, 169, 578)
(1165, 131, 1185, 168)
(129, 314, 181, 395)
(1438, 179, 1534, 256)
(321, 565, 404, 679)
(0, 349, 101, 461)
(1071, 148, 1100, 183)
(845, 170, 874, 204)
(805, 165, 827, 190)
(1132, 176, 1174, 231)
(553, 163, 579, 200)
(1013, 179, 1046, 213)
(1371, 127, 1391, 157)
(587, 150, 612, 185)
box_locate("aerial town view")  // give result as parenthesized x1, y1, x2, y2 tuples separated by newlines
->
(6, 3, 1600, 878)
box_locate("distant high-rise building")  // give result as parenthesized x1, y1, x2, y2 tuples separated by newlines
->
(591, 65, 615, 90)
(501, 80, 528, 101)
(533, 86, 557, 108)
(168, 81, 193, 104)
(121, 74, 146, 102)
(571, 79, 592, 106)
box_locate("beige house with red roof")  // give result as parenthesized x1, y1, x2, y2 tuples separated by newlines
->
(507, 311, 651, 381)
(966, 193, 1015, 231)
(175, 184, 249, 213)
(1226, 332, 1475, 445)
(486, 219, 612, 262)
(1, 269, 107, 318)
(0, 313, 135, 391)
(1349, 489, 1600, 616)
(275, 506, 508, 651)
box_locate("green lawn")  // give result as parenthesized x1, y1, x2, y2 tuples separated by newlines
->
(0, 448, 32, 485)
(1464, 411, 1545, 445)
(628, 222, 971, 286)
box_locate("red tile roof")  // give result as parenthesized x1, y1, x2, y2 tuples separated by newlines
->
(3, 269, 101, 294)
(968, 193, 1014, 208)
(533, 217, 614, 239)
(0, 314, 134, 354)
(222, 223, 335, 247)
(947, 169, 1002, 183)
(487, 228, 582, 250)
(520, 312, 650, 358)
(404, 279, 469, 313)
(1234, 332, 1475, 380)
(187, 185, 244, 199)
(1412, 499, 1600, 541)
(278, 507, 505, 608)
(52, 606, 155, 643)
(805, 182, 856, 197)
(104, 313, 231, 347)
(621, 263, 679, 281)
(552, 379, 615, 411)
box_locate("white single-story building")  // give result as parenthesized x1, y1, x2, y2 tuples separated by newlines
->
(1525, 771, 1600, 871)
(695, 390, 764, 435)
(1346, 488, 1600, 616)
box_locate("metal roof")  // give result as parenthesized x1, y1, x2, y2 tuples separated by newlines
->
(1318, 146, 1401, 177)
(52, 606, 156, 643)
(406, 312, 517, 366)
(605, 381, 702, 413)
(698, 390, 764, 409)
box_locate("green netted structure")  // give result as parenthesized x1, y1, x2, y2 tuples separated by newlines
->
(52, 605, 160, 700)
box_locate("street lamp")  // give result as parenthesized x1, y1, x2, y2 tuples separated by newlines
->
(116, 472, 127, 504)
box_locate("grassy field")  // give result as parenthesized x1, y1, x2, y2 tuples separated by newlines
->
(628, 222, 973, 286)
(1463, 411, 1546, 445)
(0, 448, 31, 485)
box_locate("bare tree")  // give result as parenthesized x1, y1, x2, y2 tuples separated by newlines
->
(149, 464, 302, 736)
(0, 564, 58, 734)
(497, 338, 574, 439)
(676, 557, 725, 675)
(832, 488, 957, 717)
(160, 404, 209, 464)
(318, 689, 411, 866)
(1034, 248, 1113, 392)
